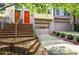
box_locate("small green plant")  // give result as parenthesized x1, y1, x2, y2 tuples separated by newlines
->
(56, 32, 60, 36)
(60, 33, 65, 38)
(67, 34, 74, 40)
(76, 36, 79, 42)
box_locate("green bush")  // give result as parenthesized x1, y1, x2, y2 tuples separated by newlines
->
(76, 36, 79, 42)
(56, 32, 60, 36)
(74, 24, 79, 32)
(60, 33, 65, 38)
(67, 34, 74, 40)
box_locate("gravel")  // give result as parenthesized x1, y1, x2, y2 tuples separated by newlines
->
(48, 46, 77, 55)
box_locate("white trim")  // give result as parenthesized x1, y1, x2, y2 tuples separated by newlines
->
(23, 10, 24, 24)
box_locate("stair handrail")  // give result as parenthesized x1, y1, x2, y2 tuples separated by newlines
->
(32, 15, 38, 38)
(13, 16, 20, 42)
(0, 16, 8, 29)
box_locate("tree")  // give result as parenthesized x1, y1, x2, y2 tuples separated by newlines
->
(16, 3, 53, 14)
(16, 3, 79, 16)
(16, 3, 79, 31)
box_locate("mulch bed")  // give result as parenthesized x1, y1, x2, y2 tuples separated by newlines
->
(50, 33, 79, 45)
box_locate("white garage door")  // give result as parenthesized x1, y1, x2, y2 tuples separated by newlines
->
(54, 22, 72, 31)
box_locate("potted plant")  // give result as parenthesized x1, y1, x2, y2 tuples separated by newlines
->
(60, 33, 65, 38)
(67, 34, 74, 40)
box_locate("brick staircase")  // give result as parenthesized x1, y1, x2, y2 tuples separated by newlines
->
(0, 38, 48, 55)
(0, 24, 34, 38)
(0, 23, 48, 55)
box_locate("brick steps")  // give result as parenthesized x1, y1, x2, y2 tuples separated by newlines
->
(0, 23, 48, 55)
(0, 24, 34, 38)
(27, 42, 40, 54)
(0, 34, 34, 38)
(0, 32, 33, 35)
(0, 37, 35, 45)
(14, 39, 37, 49)
(34, 45, 48, 55)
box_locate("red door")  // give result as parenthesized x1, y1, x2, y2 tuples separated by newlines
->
(24, 11, 30, 24)
(15, 10, 20, 23)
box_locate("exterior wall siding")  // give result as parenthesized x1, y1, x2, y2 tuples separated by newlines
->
(54, 22, 72, 31)
(49, 9, 72, 32)
(6, 5, 15, 23)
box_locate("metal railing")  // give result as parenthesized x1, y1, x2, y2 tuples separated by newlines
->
(0, 18, 3, 29)
(0, 16, 13, 29)
(15, 17, 20, 39)
(0, 17, 7, 29)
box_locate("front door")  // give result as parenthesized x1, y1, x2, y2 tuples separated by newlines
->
(24, 11, 30, 24)
(15, 10, 20, 23)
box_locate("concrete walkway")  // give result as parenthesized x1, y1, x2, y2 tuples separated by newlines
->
(37, 34, 79, 54)
(35, 29, 79, 54)
(38, 35, 74, 48)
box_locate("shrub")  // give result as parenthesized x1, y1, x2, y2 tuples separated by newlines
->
(60, 33, 65, 38)
(56, 32, 60, 36)
(67, 34, 74, 40)
(76, 36, 79, 42)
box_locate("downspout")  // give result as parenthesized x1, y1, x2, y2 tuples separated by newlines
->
(70, 15, 75, 31)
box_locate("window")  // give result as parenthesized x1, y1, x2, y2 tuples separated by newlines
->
(0, 3, 5, 7)
(0, 3, 5, 10)
(55, 9, 59, 15)
(53, 9, 70, 16)
(64, 11, 70, 16)
(59, 9, 64, 16)
(54, 9, 64, 16)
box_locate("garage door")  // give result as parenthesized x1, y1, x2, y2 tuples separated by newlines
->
(54, 22, 72, 31)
